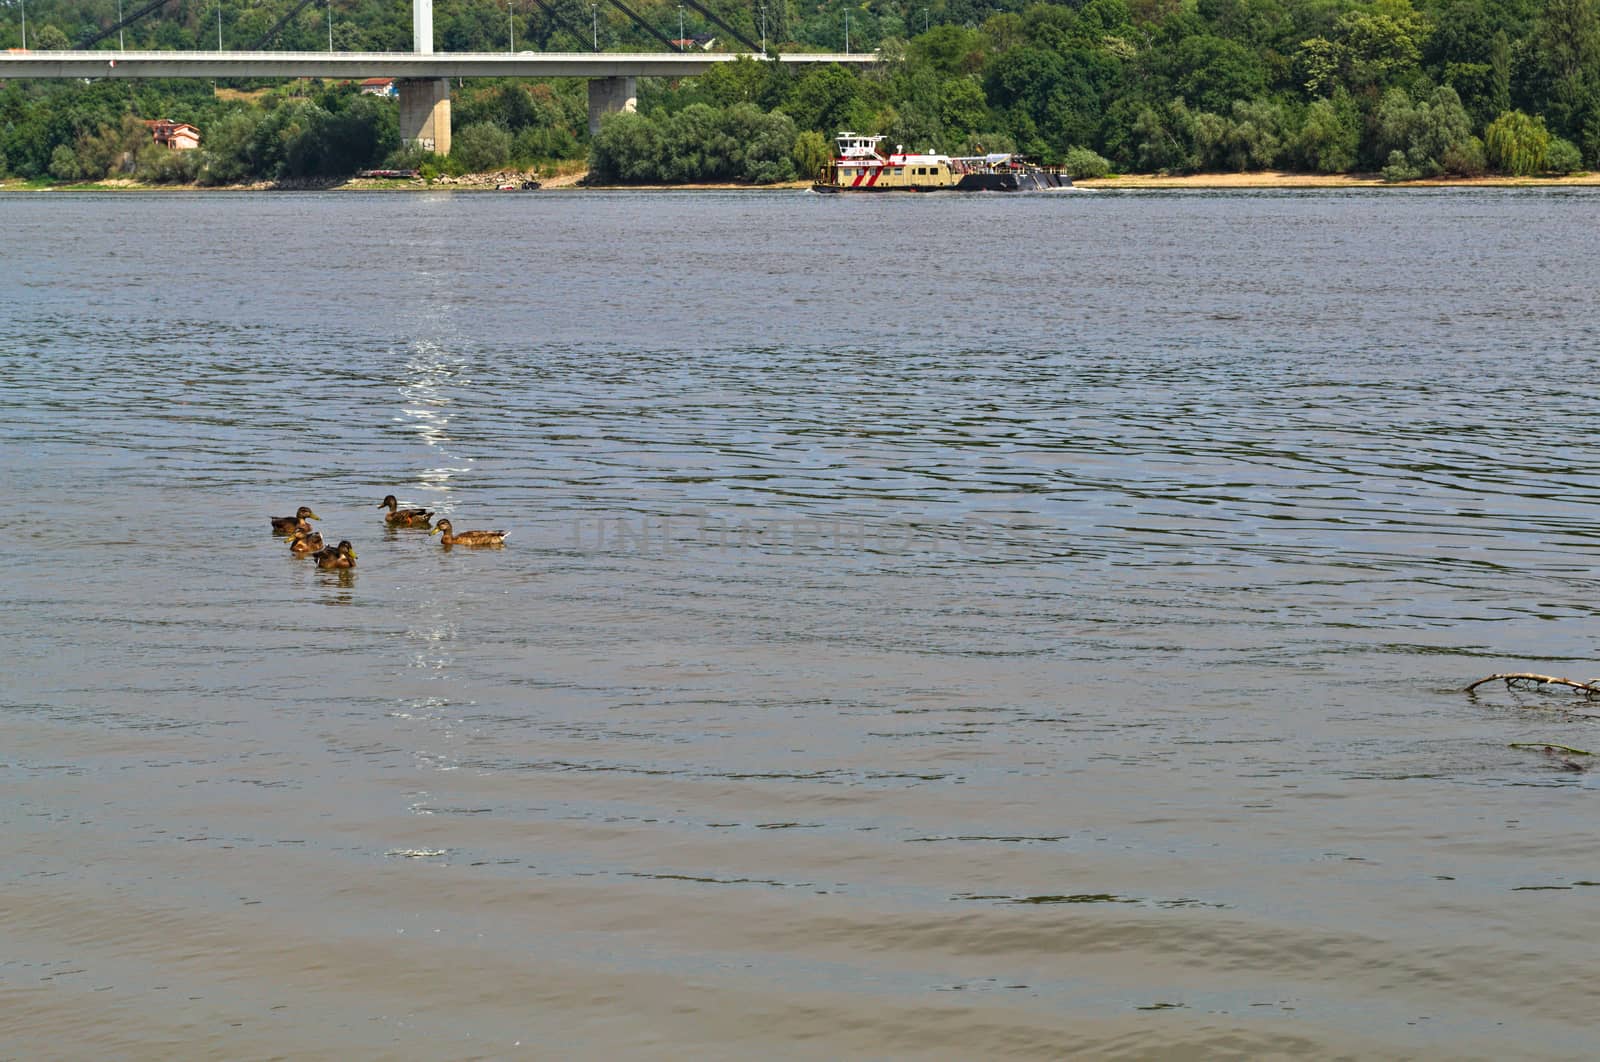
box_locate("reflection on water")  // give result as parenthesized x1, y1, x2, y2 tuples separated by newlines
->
(2, 189, 1600, 1058)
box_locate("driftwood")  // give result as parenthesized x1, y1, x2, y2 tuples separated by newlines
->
(1508, 742, 1593, 756)
(1465, 673, 1600, 698)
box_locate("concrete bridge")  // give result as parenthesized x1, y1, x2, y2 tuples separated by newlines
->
(0, 0, 873, 152)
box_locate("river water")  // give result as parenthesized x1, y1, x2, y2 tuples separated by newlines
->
(3, 188, 1599, 1058)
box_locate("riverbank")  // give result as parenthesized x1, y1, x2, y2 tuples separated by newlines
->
(4, 168, 1597, 192)
(1075, 170, 1600, 188)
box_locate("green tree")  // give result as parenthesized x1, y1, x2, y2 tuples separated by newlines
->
(783, 64, 867, 135)
(792, 129, 831, 180)
(939, 77, 990, 135)
(1546, 135, 1584, 171)
(1062, 145, 1111, 176)
(198, 110, 265, 186)
(1295, 91, 1361, 172)
(1532, 0, 1600, 137)
(589, 110, 664, 182)
(453, 121, 513, 171)
(48, 143, 81, 180)
(31, 24, 71, 50)
(1484, 109, 1550, 173)
(911, 24, 988, 76)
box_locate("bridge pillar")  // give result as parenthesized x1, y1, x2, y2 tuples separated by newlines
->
(588, 76, 637, 136)
(400, 78, 451, 155)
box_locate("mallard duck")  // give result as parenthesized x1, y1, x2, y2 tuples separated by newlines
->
(286, 529, 325, 555)
(430, 519, 507, 547)
(378, 494, 434, 528)
(313, 540, 357, 569)
(270, 506, 321, 534)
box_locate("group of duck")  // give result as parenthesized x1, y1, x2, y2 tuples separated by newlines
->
(269, 495, 509, 569)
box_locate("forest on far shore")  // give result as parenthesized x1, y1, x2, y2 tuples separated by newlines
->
(3, 0, 1598, 184)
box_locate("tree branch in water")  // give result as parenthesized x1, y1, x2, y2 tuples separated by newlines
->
(1465, 673, 1600, 697)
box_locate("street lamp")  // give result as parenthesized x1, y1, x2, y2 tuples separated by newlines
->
(217, 4, 222, 49)
(509, 0, 514, 51)
(591, 4, 598, 50)
(20, 0, 26, 50)
(118, 0, 124, 50)
(759, 4, 766, 53)
(844, 10, 850, 54)
(921, 7, 928, 32)
(327, 0, 333, 51)
(678, 4, 684, 50)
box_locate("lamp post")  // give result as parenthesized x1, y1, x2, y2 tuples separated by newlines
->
(118, 0, 124, 50)
(20, 0, 26, 50)
(509, 0, 514, 50)
(759, 4, 766, 53)
(678, 4, 684, 49)
(921, 7, 928, 32)
(591, 4, 597, 50)
(327, 0, 333, 51)
(844, 10, 849, 54)
(217, 4, 222, 49)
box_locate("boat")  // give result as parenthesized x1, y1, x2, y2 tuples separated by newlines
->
(812, 133, 1072, 193)
(496, 179, 542, 191)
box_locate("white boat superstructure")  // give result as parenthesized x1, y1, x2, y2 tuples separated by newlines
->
(813, 132, 1072, 192)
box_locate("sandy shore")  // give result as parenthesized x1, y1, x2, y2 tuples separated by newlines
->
(7, 168, 1597, 192)
(1076, 170, 1600, 188)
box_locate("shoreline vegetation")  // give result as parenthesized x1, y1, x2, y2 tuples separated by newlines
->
(9, 0, 1600, 192)
(7, 0, 1600, 192)
(4, 169, 1598, 193)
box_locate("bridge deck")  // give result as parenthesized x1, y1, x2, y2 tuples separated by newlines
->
(0, 50, 874, 79)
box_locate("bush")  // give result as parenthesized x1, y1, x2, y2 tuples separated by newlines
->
(48, 144, 81, 181)
(1381, 149, 1421, 182)
(1484, 110, 1549, 175)
(1062, 145, 1110, 178)
(1546, 137, 1583, 174)
(146, 148, 200, 184)
(452, 122, 512, 172)
(383, 143, 442, 171)
(511, 125, 579, 163)
(1440, 136, 1487, 176)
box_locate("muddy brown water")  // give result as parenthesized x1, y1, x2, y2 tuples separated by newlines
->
(3, 188, 1600, 1058)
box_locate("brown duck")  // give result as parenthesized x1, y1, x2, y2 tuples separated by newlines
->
(270, 506, 321, 534)
(431, 519, 507, 547)
(286, 529, 325, 555)
(313, 540, 357, 569)
(379, 494, 434, 528)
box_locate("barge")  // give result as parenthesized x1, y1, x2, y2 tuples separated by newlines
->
(812, 133, 1072, 193)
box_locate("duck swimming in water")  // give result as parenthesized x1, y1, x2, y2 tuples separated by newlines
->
(271, 506, 321, 534)
(431, 519, 507, 547)
(378, 494, 434, 528)
(286, 529, 325, 555)
(313, 540, 357, 569)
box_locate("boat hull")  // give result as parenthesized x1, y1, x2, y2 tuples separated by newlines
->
(811, 170, 1071, 193)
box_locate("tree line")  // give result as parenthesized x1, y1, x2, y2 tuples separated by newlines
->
(3, 0, 1598, 183)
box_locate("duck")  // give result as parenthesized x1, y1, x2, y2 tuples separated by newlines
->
(378, 494, 434, 528)
(313, 540, 357, 569)
(431, 519, 507, 547)
(286, 529, 325, 555)
(270, 506, 321, 534)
